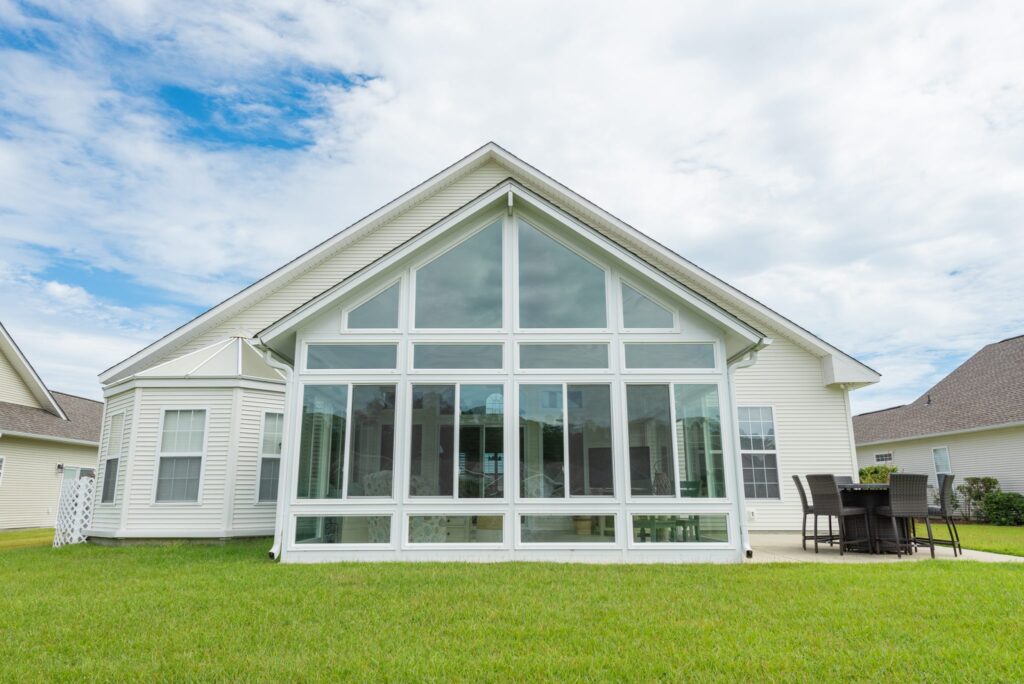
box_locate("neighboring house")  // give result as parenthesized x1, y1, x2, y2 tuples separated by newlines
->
(89, 143, 879, 563)
(854, 335, 1024, 495)
(0, 322, 102, 529)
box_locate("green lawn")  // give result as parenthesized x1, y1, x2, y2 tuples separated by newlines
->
(921, 521, 1024, 557)
(1, 539, 1023, 681)
(0, 527, 52, 551)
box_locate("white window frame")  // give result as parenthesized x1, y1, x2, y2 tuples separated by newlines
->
(515, 341, 613, 374)
(874, 452, 893, 464)
(618, 278, 678, 332)
(302, 340, 402, 375)
(100, 410, 126, 505)
(402, 512, 508, 550)
(152, 407, 209, 505)
(409, 341, 506, 375)
(619, 341, 719, 374)
(256, 411, 284, 504)
(737, 405, 781, 500)
(515, 509, 621, 550)
(291, 511, 396, 550)
(932, 446, 952, 477)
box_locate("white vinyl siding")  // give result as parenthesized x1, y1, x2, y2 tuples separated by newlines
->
(0, 436, 98, 529)
(89, 390, 134, 534)
(232, 390, 286, 532)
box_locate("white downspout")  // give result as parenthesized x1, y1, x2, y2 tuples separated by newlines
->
(726, 347, 764, 560)
(263, 349, 294, 561)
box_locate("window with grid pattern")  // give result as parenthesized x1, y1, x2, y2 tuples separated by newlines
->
(156, 409, 205, 502)
(258, 413, 284, 502)
(738, 406, 779, 499)
(101, 413, 125, 503)
(875, 452, 893, 463)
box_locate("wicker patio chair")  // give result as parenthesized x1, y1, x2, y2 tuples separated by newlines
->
(876, 473, 933, 558)
(923, 473, 962, 556)
(793, 474, 833, 550)
(835, 475, 853, 485)
(806, 474, 871, 555)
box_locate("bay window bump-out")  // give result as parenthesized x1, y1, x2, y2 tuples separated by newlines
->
(155, 408, 206, 503)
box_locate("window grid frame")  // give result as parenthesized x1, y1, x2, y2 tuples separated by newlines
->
(738, 405, 781, 500)
(257, 411, 285, 504)
(153, 408, 208, 505)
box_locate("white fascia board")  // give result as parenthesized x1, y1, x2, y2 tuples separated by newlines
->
(97, 143, 502, 385)
(486, 144, 880, 384)
(258, 181, 763, 349)
(0, 322, 67, 419)
(0, 430, 99, 447)
(102, 377, 285, 398)
(823, 354, 882, 387)
(855, 420, 1024, 447)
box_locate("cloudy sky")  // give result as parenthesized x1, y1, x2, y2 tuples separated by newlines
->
(1, 1, 1022, 412)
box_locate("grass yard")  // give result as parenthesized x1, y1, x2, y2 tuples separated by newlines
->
(0, 527, 52, 551)
(1, 538, 1023, 681)
(922, 521, 1024, 557)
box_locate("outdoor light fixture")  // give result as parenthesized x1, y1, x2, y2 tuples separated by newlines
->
(56, 463, 64, 474)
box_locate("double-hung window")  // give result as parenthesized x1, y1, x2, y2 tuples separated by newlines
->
(156, 409, 206, 502)
(101, 413, 125, 503)
(875, 452, 893, 463)
(0, 457, 5, 487)
(738, 406, 779, 499)
(258, 413, 284, 502)
(932, 447, 952, 476)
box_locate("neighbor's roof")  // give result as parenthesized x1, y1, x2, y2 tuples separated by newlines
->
(0, 321, 67, 419)
(0, 391, 103, 444)
(853, 335, 1024, 445)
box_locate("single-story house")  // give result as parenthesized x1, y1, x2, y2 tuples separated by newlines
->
(854, 334, 1024, 494)
(88, 143, 879, 563)
(0, 322, 102, 529)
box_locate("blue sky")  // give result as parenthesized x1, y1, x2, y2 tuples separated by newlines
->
(0, 1, 1022, 408)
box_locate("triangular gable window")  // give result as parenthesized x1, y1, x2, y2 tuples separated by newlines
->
(415, 220, 503, 328)
(348, 282, 400, 329)
(621, 283, 673, 328)
(518, 219, 606, 328)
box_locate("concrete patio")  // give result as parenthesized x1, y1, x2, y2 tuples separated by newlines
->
(748, 532, 1024, 563)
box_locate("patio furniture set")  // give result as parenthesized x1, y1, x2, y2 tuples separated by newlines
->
(792, 472, 963, 558)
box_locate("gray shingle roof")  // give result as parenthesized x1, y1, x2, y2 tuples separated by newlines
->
(853, 335, 1024, 445)
(0, 391, 102, 443)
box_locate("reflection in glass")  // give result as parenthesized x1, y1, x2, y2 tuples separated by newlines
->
(520, 515, 615, 543)
(519, 344, 608, 369)
(518, 220, 606, 328)
(459, 385, 504, 498)
(631, 514, 728, 543)
(623, 343, 715, 369)
(674, 384, 725, 497)
(414, 344, 502, 369)
(415, 220, 503, 328)
(296, 385, 348, 499)
(567, 385, 614, 496)
(348, 283, 400, 329)
(626, 385, 675, 496)
(519, 385, 564, 498)
(409, 385, 455, 496)
(295, 516, 391, 543)
(307, 344, 397, 370)
(408, 515, 503, 543)
(346, 385, 396, 497)
(621, 283, 673, 328)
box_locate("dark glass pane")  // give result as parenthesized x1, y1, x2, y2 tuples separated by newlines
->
(519, 385, 564, 498)
(621, 283, 673, 328)
(295, 516, 391, 544)
(624, 343, 715, 369)
(409, 385, 455, 497)
(414, 344, 502, 369)
(520, 515, 615, 543)
(297, 385, 348, 499)
(347, 385, 396, 497)
(519, 344, 608, 369)
(567, 385, 614, 496)
(518, 220, 606, 328)
(459, 385, 504, 498)
(415, 220, 503, 328)
(307, 344, 397, 370)
(101, 459, 118, 503)
(348, 282, 400, 329)
(632, 515, 728, 543)
(408, 515, 503, 543)
(626, 385, 674, 496)
(674, 384, 725, 498)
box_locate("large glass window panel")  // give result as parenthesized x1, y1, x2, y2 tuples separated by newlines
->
(567, 385, 614, 496)
(520, 515, 616, 543)
(518, 220, 606, 328)
(519, 344, 608, 369)
(459, 385, 504, 498)
(155, 456, 201, 502)
(160, 409, 205, 453)
(624, 343, 715, 369)
(348, 282, 400, 329)
(408, 515, 503, 543)
(409, 385, 455, 497)
(626, 385, 675, 496)
(307, 344, 397, 370)
(414, 344, 502, 369)
(261, 413, 284, 455)
(932, 447, 952, 475)
(519, 385, 564, 498)
(346, 385, 396, 497)
(621, 283, 673, 328)
(297, 385, 348, 499)
(295, 516, 391, 544)
(415, 220, 503, 328)
(674, 385, 725, 498)
(631, 514, 728, 543)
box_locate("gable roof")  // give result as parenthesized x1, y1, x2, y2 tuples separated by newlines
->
(99, 142, 879, 387)
(0, 321, 67, 419)
(853, 335, 1024, 445)
(135, 337, 284, 383)
(0, 391, 102, 444)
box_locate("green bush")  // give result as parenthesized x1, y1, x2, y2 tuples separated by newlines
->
(958, 477, 1001, 520)
(859, 465, 898, 484)
(981, 491, 1024, 526)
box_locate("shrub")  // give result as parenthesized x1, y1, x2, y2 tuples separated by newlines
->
(957, 477, 1001, 520)
(859, 465, 898, 484)
(981, 491, 1024, 526)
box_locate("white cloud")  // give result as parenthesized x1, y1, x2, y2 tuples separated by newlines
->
(0, 1, 1022, 409)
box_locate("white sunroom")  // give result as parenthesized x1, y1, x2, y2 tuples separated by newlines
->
(258, 184, 769, 563)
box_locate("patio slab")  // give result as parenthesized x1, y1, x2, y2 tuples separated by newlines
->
(748, 532, 1024, 563)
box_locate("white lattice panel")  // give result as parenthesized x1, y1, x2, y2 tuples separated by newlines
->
(53, 477, 95, 548)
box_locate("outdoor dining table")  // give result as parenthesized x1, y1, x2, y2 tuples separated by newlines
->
(837, 482, 909, 553)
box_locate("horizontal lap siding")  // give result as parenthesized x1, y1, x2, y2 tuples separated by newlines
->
(123, 388, 234, 533)
(0, 347, 42, 408)
(164, 162, 509, 361)
(0, 437, 97, 529)
(856, 426, 1024, 494)
(91, 390, 134, 532)
(734, 338, 856, 530)
(231, 389, 285, 532)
